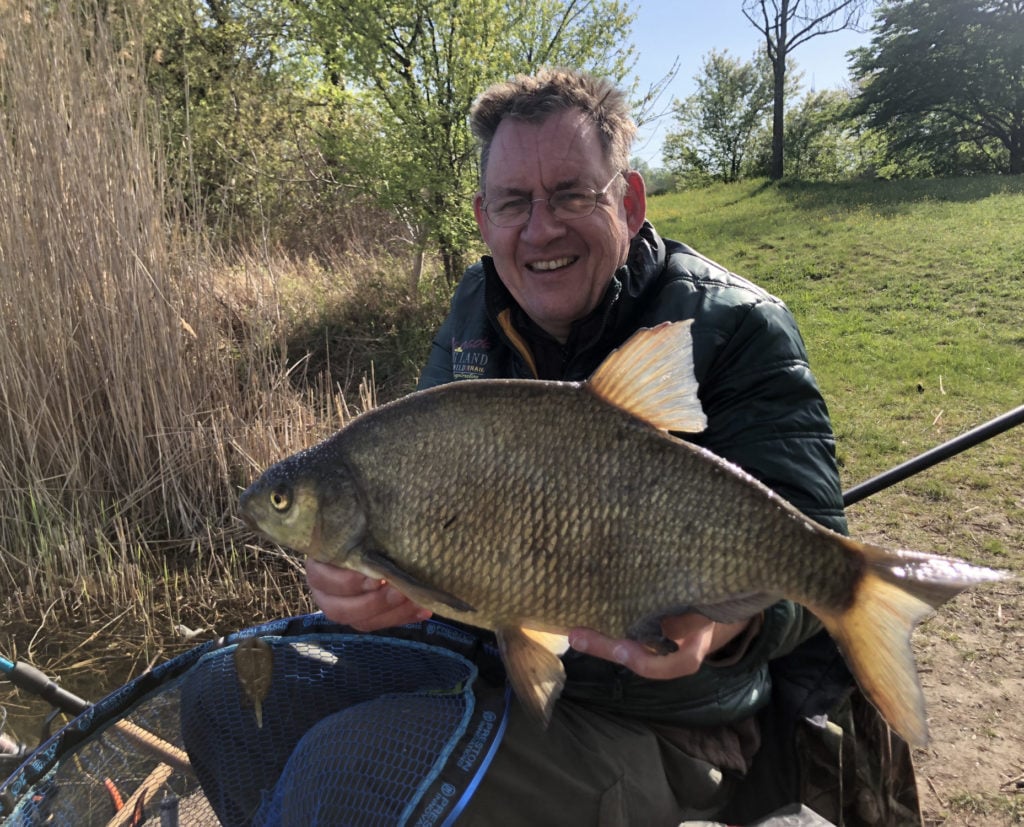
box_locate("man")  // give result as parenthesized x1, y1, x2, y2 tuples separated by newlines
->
(305, 69, 878, 824)
(186, 68, 918, 826)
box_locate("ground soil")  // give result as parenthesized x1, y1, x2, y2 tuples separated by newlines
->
(847, 478, 1024, 827)
(912, 587, 1024, 826)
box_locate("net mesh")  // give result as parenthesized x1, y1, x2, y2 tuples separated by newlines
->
(0, 615, 498, 827)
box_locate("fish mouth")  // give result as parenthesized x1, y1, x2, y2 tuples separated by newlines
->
(237, 488, 258, 532)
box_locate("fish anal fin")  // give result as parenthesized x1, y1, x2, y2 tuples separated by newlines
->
(585, 321, 707, 434)
(360, 549, 476, 613)
(497, 626, 566, 726)
(693, 594, 779, 624)
(520, 627, 570, 655)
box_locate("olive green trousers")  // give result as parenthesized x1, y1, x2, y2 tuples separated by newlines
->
(457, 690, 922, 827)
(457, 699, 733, 826)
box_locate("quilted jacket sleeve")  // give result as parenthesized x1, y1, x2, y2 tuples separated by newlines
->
(689, 296, 847, 535)
(685, 293, 847, 668)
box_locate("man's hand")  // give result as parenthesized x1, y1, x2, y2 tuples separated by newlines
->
(306, 558, 432, 631)
(567, 613, 753, 680)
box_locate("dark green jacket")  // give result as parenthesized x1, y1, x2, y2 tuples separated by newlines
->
(418, 221, 849, 726)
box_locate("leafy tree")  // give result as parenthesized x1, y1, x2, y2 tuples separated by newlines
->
(776, 88, 868, 179)
(144, 0, 324, 243)
(662, 50, 774, 185)
(630, 157, 675, 195)
(294, 0, 636, 285)
(743, 0, 873, 180)
(850, 0, 1024, 175)
(138, 0, 637, 268)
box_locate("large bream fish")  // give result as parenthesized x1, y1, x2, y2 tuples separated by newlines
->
(240, 321, 1007, 746)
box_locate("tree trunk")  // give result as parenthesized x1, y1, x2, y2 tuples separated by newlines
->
(408, 248, 424, 297)
(1010, 129, 1023, 175)
(441, 246, 464, 287)
(407, 221, 431, 298)
(770, 37, 787, 180)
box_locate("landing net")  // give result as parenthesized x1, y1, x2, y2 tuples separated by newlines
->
(0, 615, 510, 826)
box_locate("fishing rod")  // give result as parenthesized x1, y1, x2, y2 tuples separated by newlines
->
(1, 654, 86, 769)
(0, 655, 93, 718)
(0, 655, 191, 773)
(843, 403, 1024, 507)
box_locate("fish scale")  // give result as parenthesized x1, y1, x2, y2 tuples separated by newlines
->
(240, 320, 1009, 745)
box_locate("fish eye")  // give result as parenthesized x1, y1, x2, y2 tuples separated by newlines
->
(270, 488, 291, 512)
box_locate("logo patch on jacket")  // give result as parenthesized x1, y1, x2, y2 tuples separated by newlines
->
(451, 336, 490, 379)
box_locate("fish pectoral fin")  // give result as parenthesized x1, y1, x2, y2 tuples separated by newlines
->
(497, 626, 566, 727)
(585, 321, 707, 434)
(362, 550, 476, 613)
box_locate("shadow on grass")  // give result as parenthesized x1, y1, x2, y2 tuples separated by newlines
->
(772, 174, 1024, 214)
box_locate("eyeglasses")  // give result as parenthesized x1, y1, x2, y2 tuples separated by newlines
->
(482, 172, 624, 228)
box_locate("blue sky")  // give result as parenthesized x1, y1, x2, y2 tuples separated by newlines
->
(627, 0, 872, 165)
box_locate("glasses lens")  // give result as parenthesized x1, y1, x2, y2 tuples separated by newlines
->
(486, 199, 530, 227)
(550, 190, 598, 221)
(484, 178, 615, 227)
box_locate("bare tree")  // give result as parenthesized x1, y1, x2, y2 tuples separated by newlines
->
(742, 0, 872, 179)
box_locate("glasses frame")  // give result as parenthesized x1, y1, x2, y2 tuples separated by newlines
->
(481, 171, 625, 228)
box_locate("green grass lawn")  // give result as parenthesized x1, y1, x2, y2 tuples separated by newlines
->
(648, 177, 1024, 538)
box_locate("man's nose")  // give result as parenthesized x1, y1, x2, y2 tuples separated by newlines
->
(520, 198, 567, 242)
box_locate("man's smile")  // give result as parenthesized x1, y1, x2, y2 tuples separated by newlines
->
(528, 256, 578, 272)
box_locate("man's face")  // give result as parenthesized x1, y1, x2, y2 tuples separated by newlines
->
(473, 109, 646, 343)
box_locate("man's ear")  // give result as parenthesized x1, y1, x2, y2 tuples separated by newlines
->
(622, 170, 647, 236)
(473, 191, 491, 244)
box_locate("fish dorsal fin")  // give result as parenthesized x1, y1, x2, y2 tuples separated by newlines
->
(586, 320, 707, 433)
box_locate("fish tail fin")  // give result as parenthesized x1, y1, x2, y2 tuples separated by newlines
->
(586, 321, 707, 433)
(816, 541, 1008, 748)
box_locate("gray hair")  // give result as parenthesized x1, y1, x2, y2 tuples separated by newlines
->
(470, 68, 637, 190)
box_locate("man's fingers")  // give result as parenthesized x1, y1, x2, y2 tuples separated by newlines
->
(568, 614, 719, 680)
(305, 558, 431, 630)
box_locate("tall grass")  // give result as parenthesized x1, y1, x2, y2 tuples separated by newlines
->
(0, 1, 326, 633)
(0, 2, 198, 607)
(0, 1, 450, 666)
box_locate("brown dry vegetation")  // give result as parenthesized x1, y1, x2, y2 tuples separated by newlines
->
(0, 0, 445, 621)
(0, 0, 447, 742)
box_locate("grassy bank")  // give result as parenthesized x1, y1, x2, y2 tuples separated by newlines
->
(649, 180, 1024, 825)
(650, 178, 1024, 560)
